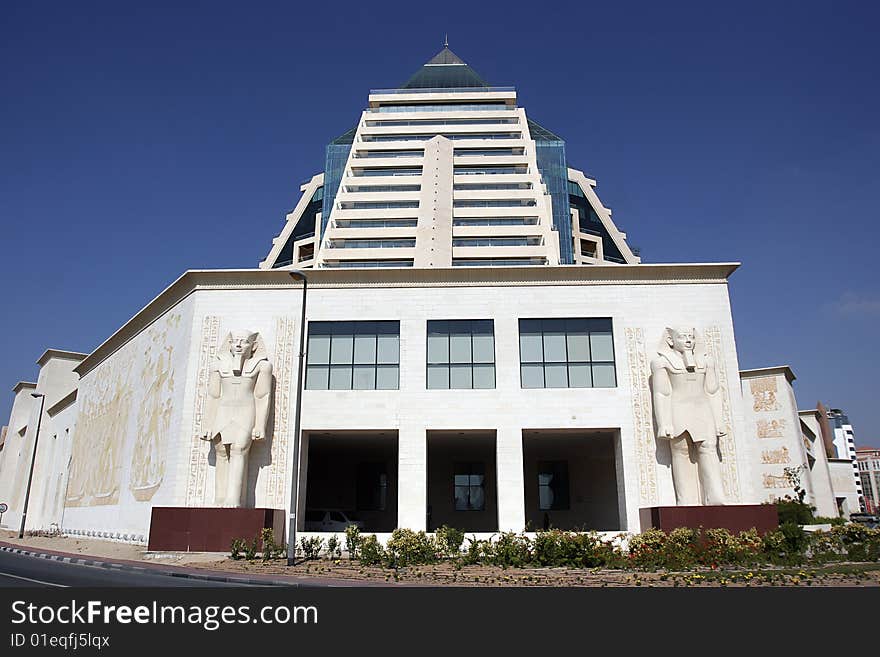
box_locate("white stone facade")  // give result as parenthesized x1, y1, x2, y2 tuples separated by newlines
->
(1, 264, 766, 542)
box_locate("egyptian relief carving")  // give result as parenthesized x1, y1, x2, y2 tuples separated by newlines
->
(201, 331, 273, 508)
(186, 315, 221, 507)
(761, 447, 790, 464)
(67, 354, 134, 507)
(263, 316, 296, 508)
(750, 377, 780, 412)
(625, 327, 659, 506)
(757, 418, 786, 439)
(802, 435, 813, 453)
(702, 326, 739, 502)
(762, 473, 790, 489)
(650, 327, 727, 506)
(130, 314, 181, 501)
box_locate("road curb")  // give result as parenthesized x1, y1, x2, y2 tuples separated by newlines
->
(0, 543, 301, 586)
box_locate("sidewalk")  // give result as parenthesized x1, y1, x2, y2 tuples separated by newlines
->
(0, 538, 395, 587)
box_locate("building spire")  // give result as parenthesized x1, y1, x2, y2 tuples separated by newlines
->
(444, 33, 448, 48)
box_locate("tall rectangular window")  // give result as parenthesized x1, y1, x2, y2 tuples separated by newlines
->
(538, 461, 570, 510)
(356, 462, 388, 511)
(454, 462, 486, 511)
(306, 321, 400, 390)
(519, 318, 616, 389)
(427, 320, 495, 389)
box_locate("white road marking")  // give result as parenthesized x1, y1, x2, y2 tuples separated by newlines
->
(0, 570, 69, 587)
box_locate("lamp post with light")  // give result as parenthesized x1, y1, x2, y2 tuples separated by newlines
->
(19, 392, 46, 539)
(286, 270, 308, 566)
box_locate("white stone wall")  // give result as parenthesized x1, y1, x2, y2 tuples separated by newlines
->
(740, 370, 808, 503)
(0, 354, 82, 534)
(0, 386, 38, 530)
(797, 412, 838, 518)
(61, 302, 195, 542)
(7, 269, 751, 543)
(165, 277, 747, 538)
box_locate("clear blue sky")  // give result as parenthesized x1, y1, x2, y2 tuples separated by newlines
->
(1, 1, 877, 446)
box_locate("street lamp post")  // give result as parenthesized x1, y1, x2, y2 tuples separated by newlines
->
(287, 270, 308, 566)
(19, 392, 46, 539)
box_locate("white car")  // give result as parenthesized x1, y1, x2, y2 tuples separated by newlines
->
(303, 509, 365, 532)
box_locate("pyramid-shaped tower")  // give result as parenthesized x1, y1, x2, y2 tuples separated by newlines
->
(261, 47, 639, 269)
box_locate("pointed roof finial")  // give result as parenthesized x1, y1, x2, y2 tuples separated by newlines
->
(444, 33, 448, 48)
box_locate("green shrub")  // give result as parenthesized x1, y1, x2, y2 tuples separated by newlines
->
(831, 523, 880, 562)
(486, 532, 531, 569)
(435, 525, 465, 557)
(780, 522, 809, 555)
(326, 535, 341, 559)
(230, 538, 246, 561)
(299, 536, 324, 560)
(385, 529, 437, 567)
(532, 530, 565, 566)
(758, 524, 807, 565)
(461, 536, 490, 565)
(807, 529, 844, 563)
(344, 525, 362, 560)
(244, 536, 258, 561)
(812, 516, 846, 526)
(357, 534, 385, 566)
(568, 531, 624, 568)
(774, 498, 815, 525)
(531, 530, 622, 568)
(260, 528, 283, 561)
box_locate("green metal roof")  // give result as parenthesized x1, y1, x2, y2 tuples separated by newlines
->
(527, 118, 565, 142)
(401, 47, 489, 89)
(330, 126, 357, 145)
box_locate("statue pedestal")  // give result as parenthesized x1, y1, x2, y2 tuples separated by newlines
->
(639, 505, 779, 534)
(148, 507, 285, 552)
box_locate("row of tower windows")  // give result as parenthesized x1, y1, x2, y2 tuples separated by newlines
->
(352, 147, 526, 158)
(360, 133, 522, 142)
(365, 118, 520, 127)
(330, 217, 539, 229)
(326, 238, 543, 249)
(342, 183, 533, 193)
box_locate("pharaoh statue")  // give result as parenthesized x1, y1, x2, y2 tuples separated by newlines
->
(650, 327, 726, 506)
(201, 331, 272, 508)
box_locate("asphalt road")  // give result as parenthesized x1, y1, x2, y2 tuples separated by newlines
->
(0, 550, 261, 587)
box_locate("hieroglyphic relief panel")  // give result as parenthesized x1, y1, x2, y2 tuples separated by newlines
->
(68, 311, 185, 508)
(761, 447, 790, 464)
(762, 473, 789, 489)
(750, 376, 780, 412)
(703, 326, 740, 502)
(130, 313, 182, 501)
(625, 327, 658, 506)
(263, 316, 296, 508)
(185, 315, 221, 507)
(67, 352, 135, 507)
(757, 418, 786, 439)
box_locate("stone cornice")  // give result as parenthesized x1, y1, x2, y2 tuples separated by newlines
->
(46, 389, 77, 417)
(75, 263, 739, 377)
(12, 381, 37, 394)
(739, 365, 796, 384)
(37, 349, 88, 368)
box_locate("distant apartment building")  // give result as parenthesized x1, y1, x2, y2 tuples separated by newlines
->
(856, 447, 880, 514)
(827, 408, 865, 512)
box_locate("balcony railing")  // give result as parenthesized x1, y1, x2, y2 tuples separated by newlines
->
(370, 87, 516, 95)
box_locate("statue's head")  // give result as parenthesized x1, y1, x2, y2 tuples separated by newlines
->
(665, 327, 697, 354)
(228, 331, 258, 358)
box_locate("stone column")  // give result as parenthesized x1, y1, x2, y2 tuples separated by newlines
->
(293, 433, 309, 533)
(414, 136, 454, 267)
(496, 426, 525, 532)
(397, 424, 426, 531)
